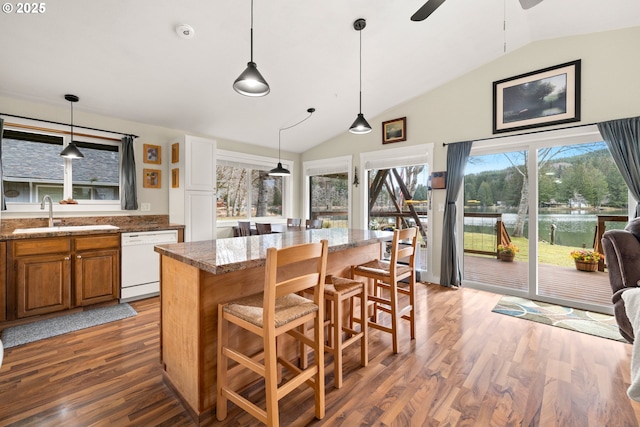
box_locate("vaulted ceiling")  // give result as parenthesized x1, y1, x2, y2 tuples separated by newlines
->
(1, 0, 639, 152)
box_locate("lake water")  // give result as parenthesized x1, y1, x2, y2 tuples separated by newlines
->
(464, 209, 628, 248)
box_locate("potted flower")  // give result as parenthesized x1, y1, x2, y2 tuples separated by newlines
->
(570, 249, 602, 272)
(497, 243, 519, 262)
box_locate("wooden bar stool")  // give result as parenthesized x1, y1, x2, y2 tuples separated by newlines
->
(216, 240, 328, 427)
(351, 227, 418, 354)
(323, 275, 368, 388)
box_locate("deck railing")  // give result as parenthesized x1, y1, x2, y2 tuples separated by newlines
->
(463, 213, 511, 258)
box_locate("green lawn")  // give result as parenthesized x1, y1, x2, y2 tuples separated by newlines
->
(464, 232, 583, 268)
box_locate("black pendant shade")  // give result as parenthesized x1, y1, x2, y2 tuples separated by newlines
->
(60, 94, 84, 159)
(269, 108, 315, 177)
(233, 0, 270, 97)
(349, 18, 372, 134)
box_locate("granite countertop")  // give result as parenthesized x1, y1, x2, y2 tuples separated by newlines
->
(154, 228, 393, 275)
(0, 215, 184, 240)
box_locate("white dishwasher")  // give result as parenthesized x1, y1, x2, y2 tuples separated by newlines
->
(121, 230, 178, 302)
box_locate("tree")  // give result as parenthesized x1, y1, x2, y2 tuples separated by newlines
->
(477, 181, 493, 207)
(505, 143, 601, 237)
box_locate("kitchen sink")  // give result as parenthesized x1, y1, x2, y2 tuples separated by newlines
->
(13, 225, 120, 234)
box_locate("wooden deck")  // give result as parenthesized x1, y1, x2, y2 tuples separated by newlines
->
(463, 254, 613, 308)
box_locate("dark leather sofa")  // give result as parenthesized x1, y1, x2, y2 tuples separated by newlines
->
(602, 217, 640, 343)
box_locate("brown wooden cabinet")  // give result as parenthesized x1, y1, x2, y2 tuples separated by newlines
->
(8, 234, 120, 320)
(73, 235, 120, 306)
(16, 253, 72, 318)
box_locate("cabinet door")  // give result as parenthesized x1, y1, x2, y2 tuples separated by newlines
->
(185, 191, 215, 242)
(185, 136, 216, 191)
(16, 254, 71, 318)
(74, 249, 119, 306)
(0, 242, 6, 322)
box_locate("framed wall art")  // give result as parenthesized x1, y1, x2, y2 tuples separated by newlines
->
(493, 59, 581, 134)
(171, 168, 179, 188)
(143, 144, 162, 164)
(171, 143, 179, 163)
(382, 117, 406, 144)
(143, 168, 161, 188)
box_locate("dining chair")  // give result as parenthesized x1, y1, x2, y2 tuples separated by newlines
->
(237, 221, 251, 236)
(351, 226, 418, 354)
(217, 240, 328, 426)
(287, 218, 301, 228)
(306, 219, 323, 229)
(256, 223, 272, 235)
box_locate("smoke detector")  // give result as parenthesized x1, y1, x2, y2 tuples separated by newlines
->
(175, 24, 195, 39)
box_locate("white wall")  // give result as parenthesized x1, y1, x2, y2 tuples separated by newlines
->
(302, 26, 640, 282)
(0, 96, 302, 219)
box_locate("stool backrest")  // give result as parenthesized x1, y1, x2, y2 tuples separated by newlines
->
(390, 227, 418, 271)
(264, 240, 328, 313)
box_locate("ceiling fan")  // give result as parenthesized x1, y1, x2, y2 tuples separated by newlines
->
(411, 0, 545, 21)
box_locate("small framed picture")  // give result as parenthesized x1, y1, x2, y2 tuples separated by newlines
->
(171, 168, 179, 188)
(171, 143, 179, 163)
(143, 168, 161, 188)
(143, 144, 161, 164)
(382, 117, 406, 144)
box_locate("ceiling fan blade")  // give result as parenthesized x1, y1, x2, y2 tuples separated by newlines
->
(519, 0, 544, 10)
(410, 0, 447, 22)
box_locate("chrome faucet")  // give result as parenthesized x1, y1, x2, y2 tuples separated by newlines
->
(40, 194, 54, 227)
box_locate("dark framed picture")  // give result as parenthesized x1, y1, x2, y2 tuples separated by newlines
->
(143, 168, 161, 188)
(493, 59, 581, 134)
(382, 117, 406, 144)
(143, 144, 162, 164)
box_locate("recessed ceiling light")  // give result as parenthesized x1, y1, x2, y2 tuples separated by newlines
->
(175, 24, 195, 39)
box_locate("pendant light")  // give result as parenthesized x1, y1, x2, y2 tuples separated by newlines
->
(233, 0, 270, 97)
(60, 94, 84, 158)
(349, 18, 372, 134)
(269, 108, 315, 176)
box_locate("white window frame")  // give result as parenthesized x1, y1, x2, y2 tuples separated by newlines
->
(360, 143, 434, 281)
(303, 155, 353, 228)
(2, 117, 123, 213)
(215, 149, 293, 224)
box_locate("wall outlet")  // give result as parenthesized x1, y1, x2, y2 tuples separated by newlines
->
(141, 202, 151, 212)
(438, 203, 445, 212)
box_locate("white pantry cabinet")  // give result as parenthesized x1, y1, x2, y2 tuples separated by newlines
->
(169, 136, 216, 242)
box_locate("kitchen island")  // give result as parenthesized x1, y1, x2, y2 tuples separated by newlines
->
(154, 228, 392, 423)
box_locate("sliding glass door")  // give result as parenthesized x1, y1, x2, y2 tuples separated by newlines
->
(462, 127, 628, 313)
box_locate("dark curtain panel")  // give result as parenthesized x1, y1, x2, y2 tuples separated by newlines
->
(439, 141, 473, 287)
(120, 135, 138, 210)
(0, 118, 5, 210)
(597, 117, 640, 218)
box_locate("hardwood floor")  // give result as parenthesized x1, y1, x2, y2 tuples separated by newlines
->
(1, 284, 640, 426)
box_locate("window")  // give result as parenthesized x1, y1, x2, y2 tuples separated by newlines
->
(2, 129, 121, 206)
(304, 156, 352, 228)
(216, 150, 290, 221)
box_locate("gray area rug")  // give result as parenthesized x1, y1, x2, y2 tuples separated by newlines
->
(1, 303, 137, 348)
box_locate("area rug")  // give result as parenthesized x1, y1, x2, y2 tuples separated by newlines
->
(1, 303, 137, 348)
(492, 295, 625, 342)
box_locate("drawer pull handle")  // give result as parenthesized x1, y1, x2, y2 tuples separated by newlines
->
(77, 255, 82, 259)
(64, 256, 70, 261)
